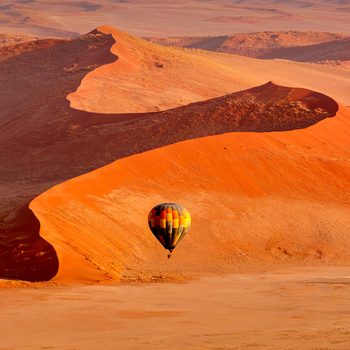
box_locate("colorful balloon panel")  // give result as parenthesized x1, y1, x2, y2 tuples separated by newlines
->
(148, 203, 191, 252)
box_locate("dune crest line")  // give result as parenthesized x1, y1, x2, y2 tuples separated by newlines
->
(0, 26, 346, 283)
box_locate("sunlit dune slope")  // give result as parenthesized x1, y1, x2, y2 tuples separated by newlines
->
(69, 26, 350, 112)
(67, 26, 257, 113)
(31, 104, 350, 283)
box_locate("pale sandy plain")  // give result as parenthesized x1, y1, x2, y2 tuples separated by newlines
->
(1, 269, 350, 349)
(1, 0, 350, 37)
(0, 5, 350, 349)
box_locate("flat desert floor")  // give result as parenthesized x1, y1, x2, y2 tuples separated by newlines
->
(1, 268, 350, 350)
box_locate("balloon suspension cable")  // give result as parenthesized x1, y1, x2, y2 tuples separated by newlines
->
(168, 252, 172, 259)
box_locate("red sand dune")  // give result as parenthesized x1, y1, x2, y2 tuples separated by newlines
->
(147, 31, 347, 58)
(262, 37, 350, 64)
(147, 31, 350, 68)
(67, 26, 257, 113)
(32, 103, 350, 284)
(0, 33, 38, 47)
(0, 25, 350, 284)
(0, 29, 117, 281)
(69, 27, 350, 113)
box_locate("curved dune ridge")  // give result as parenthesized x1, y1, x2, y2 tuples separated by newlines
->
(1, 79, 339, 282)
(12, 85, 346, 283)
(68, 26, 350, 109)
(0, 25, 349, 284)
(66, 25, 257, 114)
(0, 28, 117, 281)
(147, 31, 350, 67)
(32, 104, 350, 283)
(147, 31, 348, 58)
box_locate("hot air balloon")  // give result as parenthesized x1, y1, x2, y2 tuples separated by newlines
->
(148, 203, 191, 258)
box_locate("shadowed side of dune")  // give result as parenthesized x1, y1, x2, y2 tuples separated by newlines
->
(0, 28, 117, 281)
(66, 82, 338, 166)
(0, 206, 58, 281)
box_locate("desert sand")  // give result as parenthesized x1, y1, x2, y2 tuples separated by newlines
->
(1, 25, 350, 283)
(31, 101, 350, 283)
(1, 2, 350, 348)
(147, 31, 350, 67)
(0, 33, 38, 47)
(1, 268, 350, 349)
(70, 27, 350, 113)
(1, 0, 350, 37)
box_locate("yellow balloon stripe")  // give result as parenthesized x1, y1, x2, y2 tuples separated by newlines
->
(160, 219, 166, 228)
(173, 218, 179, 228)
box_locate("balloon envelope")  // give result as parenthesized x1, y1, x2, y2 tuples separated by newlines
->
(148, 203, 191, 252)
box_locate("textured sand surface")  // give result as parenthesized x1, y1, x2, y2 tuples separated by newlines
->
(0, 33, 38, 47)
(31, 104, 350, 283)
(1, 26, 350, 283)
(1, 3, 350, 349)
(70, 26, 350, 113)
(1, 268, 350, 349)
(147, 31, 350, 68)
(147, 31, 347, 57)
(1, 0, 350, 37)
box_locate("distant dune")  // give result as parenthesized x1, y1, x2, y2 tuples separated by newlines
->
(0, 33, 38, 47)
(147, 31, 350, 67)
(262, 37, 350, 65)
(147, 31, 347, 57)
(0, 25, 350, 283)
(1, 1, 350, 37)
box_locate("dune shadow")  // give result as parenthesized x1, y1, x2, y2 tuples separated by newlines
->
(0, 29, 117, 282)
(261, 38, 350, 62)
(0, 204, 58, 281)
